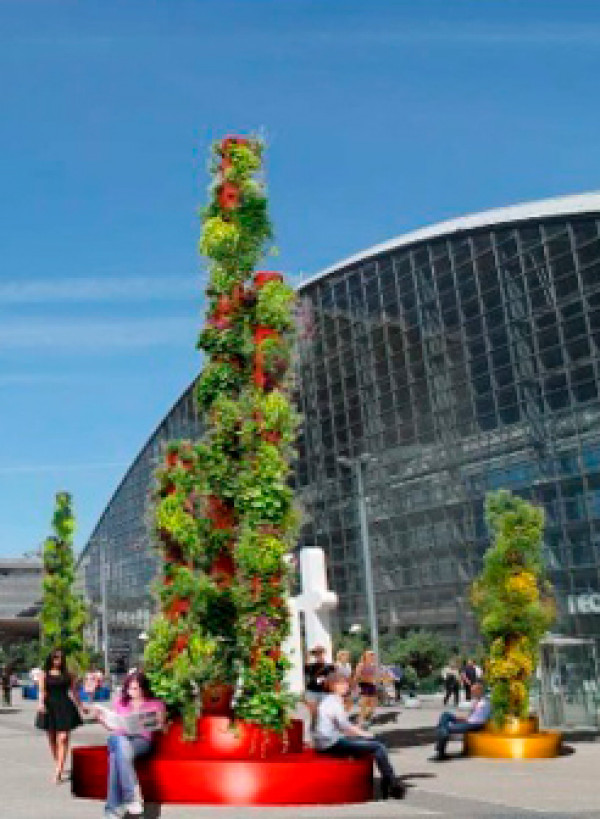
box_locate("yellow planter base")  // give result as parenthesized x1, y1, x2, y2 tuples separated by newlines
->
(465, 729, 562, 759)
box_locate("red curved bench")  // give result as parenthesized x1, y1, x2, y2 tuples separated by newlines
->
(71, 716, 374, 806)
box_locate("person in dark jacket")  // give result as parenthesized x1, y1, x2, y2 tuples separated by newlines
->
(304, 646, 335, 726)
(460, 659, 477, 702)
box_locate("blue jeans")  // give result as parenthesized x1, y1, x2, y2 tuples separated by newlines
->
(320, 737, 395, 781)
(435, 711, 483, 756)
(106, 734, 151, 810)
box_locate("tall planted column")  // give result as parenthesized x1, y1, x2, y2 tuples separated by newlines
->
(145, 136, 300, 737)
(471, 490, 555, 727)
(41, 491, 89, 671)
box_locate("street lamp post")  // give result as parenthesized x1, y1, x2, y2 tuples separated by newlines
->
(100, 540, 109, 677)
(337, 454, 379, 665)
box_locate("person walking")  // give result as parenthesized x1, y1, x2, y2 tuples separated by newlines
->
(1, 665, 12, 707)
(460, 658, 477, 702)
(37, 648, 83, 783)
(313, 671, 405, 800)
(92, 670, 165, 818)
(354, 649, 381, 728)
(442, 659, 460, 707)
(431, 681, 491, 761)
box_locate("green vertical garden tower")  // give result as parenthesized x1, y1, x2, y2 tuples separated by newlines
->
(145, 136, 300, 737)
(41, 491, 88, 670)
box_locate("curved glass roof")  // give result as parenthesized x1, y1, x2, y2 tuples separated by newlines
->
(299, 191, 600, 290)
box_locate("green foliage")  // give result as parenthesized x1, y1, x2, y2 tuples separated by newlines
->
(236, 442, 293, 525)
(234, 655, 295, 731)
(0, 639, 41, 673)
(40, 492, 89, 671)
(197, 325, 248, 359)
(196, 361, 243, 411)
(199, 216, 240, 263)
(259, 390, 301, 438)
(380, 630, 450, 679)
(255, 281, 296, 331)
(205, 265, 244, 297)
(471, 490, 555, 725)
(235, 527, 289, 577)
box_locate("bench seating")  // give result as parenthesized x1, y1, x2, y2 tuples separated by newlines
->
(71, 744, 373, 805)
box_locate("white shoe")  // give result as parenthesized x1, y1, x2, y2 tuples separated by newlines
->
(104, 808, 125, 819)
(123, 799, 143, 816)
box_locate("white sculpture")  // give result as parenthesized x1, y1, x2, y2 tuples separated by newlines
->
(283, 548, 338, 694)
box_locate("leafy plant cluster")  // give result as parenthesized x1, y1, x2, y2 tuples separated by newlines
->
(40, 492, 89, 671)
(145, 136, 301, 735)
(471, 490, 555, 725)
(380, 630, 451, 680)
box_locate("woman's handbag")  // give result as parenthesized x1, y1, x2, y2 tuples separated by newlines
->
(35, 709, 49, 730)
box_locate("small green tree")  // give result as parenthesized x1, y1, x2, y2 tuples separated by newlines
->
(380, 630, 450, 679)
(471, 490, 555, 725)
(0, 639, 41, 673)
(40, 492, 89, 670)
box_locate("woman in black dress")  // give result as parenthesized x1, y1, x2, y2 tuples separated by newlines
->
(37, 648, 82, 783)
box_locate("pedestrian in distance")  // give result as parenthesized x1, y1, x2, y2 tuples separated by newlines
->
(91, 670, 166, 818)
(36, 647, 83, 784)
(354, 649, 381, 728)
(1, 664, 12, 707)
(460, 657, 477, 702)
(334, 649, 353, 679)
(431, 681, 491, 761)
(334, 649, 354, 711)
(442, 659, 460, 707)
(313, 671, 405, 800)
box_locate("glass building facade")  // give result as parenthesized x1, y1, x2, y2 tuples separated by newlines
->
(79, 388, 202, 664)
(79, 193, 600, 661)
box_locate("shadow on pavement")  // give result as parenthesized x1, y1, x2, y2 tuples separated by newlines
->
(561, 729, 599, 743)
(377, 724, 437, 749)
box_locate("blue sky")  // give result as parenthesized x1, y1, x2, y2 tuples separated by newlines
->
(1, 0, 600, 557)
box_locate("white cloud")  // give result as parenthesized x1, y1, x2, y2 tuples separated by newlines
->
(0, 315, 197, 351)
(0, 461, 128, 475)
(0, 276, 201, 304)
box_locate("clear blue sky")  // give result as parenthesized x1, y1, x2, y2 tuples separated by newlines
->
(1, 0, 599, 557)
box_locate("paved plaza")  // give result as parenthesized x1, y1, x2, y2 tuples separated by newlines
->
(1, 698, 599, 819)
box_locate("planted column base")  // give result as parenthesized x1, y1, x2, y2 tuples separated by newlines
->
(72, 717, 373, 805)
(465, 716, 561, 759)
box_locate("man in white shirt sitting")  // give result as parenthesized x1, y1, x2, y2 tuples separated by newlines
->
(313, 671, 405, 800)
(431, 682, 491, 761)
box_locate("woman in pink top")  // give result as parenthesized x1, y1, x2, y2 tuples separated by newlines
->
(93, 671, 165, 818)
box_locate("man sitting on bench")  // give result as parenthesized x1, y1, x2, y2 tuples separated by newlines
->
(431, 681, 491, 761)
(313, 671, 405, 800)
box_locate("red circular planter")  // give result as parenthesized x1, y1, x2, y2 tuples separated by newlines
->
(71, 744, 373, 806)
(72, 716, 372, 805)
